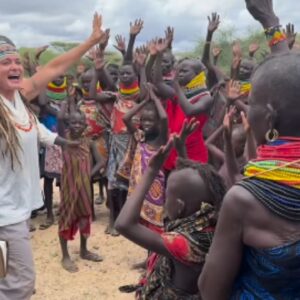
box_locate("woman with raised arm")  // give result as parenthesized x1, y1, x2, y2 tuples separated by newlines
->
(199, 1, 300, 299)
(0, 13, 105, 300)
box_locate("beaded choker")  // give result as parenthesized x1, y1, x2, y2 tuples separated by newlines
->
(240, 80, 252, 96)
(244, 138, 300, 188)
(185, 71, 206, 90)
(119, 81, 140, 97)
(265, 25, 287, 48)
(182, 71, 209, 101)
(239, 137, 300, 221)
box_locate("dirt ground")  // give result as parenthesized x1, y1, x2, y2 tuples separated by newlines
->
(31, 186, 145, 300)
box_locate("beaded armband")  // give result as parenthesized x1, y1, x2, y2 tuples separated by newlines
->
(264, 25, 287, 47)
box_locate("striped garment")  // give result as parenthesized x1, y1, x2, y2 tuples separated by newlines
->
(58, 135, 92, 237)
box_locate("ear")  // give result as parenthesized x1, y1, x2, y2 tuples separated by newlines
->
(265, 103, 278, 130)
(176, 198, 185, 218)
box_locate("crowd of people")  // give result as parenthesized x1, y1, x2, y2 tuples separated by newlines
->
(1, 0, 300, 299)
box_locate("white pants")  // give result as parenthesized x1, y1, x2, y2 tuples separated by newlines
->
(0, 221, 35, 300)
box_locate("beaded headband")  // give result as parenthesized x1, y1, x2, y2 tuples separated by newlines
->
(0, 41, 18, 61)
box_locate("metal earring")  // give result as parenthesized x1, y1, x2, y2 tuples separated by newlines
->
(265, 128, 279, 142)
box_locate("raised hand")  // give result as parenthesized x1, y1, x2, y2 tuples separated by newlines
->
(173, 118, 199, 157)
(155, 38, 169, 53)
(245, 0, 279, 28)
(284, 23, 297, 49)
(148, 137, 173, 170)
(88, 13, 105, 45)
(249, 42, 260, 57)
(232, 41, 242, 58)
(212, 46, 222, 59)
(130, 18, 144, 36)
(99, 28, 110, 50)
(207, 12, 221, 34)
(223, 106, 236, 136)
(113, 34, 126, 53)
(134, 47, 148, 67)
(164, 26, 174, 48)
(35, 45, 49, 62)
(241, 111, 251, 132)
(226, 80, 241, 101)
(147, 38, 158, 56)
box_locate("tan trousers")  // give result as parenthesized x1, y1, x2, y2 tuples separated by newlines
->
(0, 221, 35, 300)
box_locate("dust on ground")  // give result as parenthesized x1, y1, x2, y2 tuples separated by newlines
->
(31, 186, 145, 300)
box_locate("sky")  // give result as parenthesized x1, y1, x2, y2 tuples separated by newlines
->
(0, 0, 299, 52)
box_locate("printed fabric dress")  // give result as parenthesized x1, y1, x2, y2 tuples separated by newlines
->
(58, 134, 92, 240)
(125, 131, 166, 232)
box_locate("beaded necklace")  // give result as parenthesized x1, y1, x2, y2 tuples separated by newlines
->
(238, 137, 300, 221)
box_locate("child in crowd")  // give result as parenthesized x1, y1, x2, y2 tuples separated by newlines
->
(57, 103, 104, 273)
(121, 84, 168, 232)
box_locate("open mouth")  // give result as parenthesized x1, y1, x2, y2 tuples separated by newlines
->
(8, 75, 21, 83)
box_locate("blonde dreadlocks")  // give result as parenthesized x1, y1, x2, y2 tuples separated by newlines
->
(0, 96, 22, 169)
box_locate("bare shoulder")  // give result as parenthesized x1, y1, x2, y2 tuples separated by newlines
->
(221, 184, 259, 218)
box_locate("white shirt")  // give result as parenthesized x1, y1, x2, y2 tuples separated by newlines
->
(0, 92, 57, 226)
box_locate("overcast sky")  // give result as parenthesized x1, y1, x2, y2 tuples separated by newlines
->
(1, 0, 299, 52)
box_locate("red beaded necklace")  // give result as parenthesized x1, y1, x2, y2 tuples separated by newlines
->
(14, 110, 35, 132)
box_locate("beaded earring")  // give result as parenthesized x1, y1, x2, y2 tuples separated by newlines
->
(265, 128, 279, 142)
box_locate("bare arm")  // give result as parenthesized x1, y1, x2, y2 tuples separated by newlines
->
(205, 125, 225, 163)
(199, 186, 244, 299)
(202, 13, 220, 73)
(90, 69, 116, 104)
(223, 108, 241, 187)
(124, 19, 144, 63)
(174, 81, 213, 117)
(245, 0, 289, 54)
(123, 98, 149, 134)
(241, 111, 257, 161)
(91, 141, 104, 177)
(150, 87, 168, 144)
(21, 14, 105, 101)
(115, 141, 173, 257)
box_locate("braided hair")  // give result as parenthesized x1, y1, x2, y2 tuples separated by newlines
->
(176, 158, 227, 211)
(0, 96, 22, 170)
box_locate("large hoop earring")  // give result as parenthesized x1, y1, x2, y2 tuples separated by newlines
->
(265, 129, 279, 142)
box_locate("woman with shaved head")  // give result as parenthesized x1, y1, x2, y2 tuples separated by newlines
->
(199, 1, 300, 299)
(0, 13, 105, 300)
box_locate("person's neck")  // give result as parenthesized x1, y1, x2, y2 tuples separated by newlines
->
(0, 89, 16, 101)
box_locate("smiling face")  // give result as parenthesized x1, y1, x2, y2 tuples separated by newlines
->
(0, 54, 24, 96)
